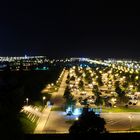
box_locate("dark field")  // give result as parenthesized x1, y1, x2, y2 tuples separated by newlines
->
(0, 67, 62, 139)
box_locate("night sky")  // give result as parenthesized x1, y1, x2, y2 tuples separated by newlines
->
(0, 1, 139, 58)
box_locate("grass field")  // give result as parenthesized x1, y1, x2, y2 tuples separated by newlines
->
(51, 106, 65, 111)
(65, 120, 75, 124)
(102, 107, 140, 113)
(20, 113, 37, 133)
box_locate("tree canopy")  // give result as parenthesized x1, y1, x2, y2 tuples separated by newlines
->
(69, 107, 107, 135)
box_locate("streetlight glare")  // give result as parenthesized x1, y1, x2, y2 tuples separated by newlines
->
(43, 96, 46, 100)
(75, 117, 79, 120)
(26, 98, 29, 105)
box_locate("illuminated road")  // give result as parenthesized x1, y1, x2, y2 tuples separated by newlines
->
(50, 69, 68, 106)
(43, 70, 69, 133)
(34, 69, 69, 133)
(43, 111, 71, 133)
(101, 112, 140, 132)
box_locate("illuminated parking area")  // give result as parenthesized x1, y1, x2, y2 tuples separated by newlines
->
(2, 57, 140, 133)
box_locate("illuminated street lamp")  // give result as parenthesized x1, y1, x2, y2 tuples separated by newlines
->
(135, 76, 139, 80)
(42, 96, 46, 106)
(75, 117, 79, 120)
(26, 98, 29, 105)
(111, 98, 116, 102)
(129, 85, 134, 90)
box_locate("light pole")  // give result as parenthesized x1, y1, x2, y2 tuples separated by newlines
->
(26, 98, 29, 106)
(128, 114, 133, 131)
(43, 96, 46, 106)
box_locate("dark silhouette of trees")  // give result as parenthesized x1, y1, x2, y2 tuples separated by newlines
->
(75, 66, 82, 77)
(70, 76, 75, 81)
(63, 86, 76, 111)
(85, 71, 92, 83)
(115, 86, 129, 106)
(115, 86, 122, 96)
(0, 70, 24, 140)
(69, 107, 107, 135)
(78, 80, 84, 90)
(96, 73, 103, 86)
(95, 94, 104, 106)
(92, 85, 99, 93)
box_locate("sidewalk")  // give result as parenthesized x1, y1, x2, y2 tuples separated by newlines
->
(34, 106, 52, 133)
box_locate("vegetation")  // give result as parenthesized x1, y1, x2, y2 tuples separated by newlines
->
(51, 106, 64, 111)
(65, 120, 75, 124)
(78, 80, 84, 90)
(115, 86, 129, 106)
(0, 66, 61, 137)
(102, 107, 140, 113)
(20, 113, 36, 133)
(63, 86, 76, 111)
(0, 70, 24, 139)
(69, 107, 107, 135)
(95, 95, 104, 106)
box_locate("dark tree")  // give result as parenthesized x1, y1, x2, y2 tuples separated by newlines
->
(114, 81, 120, 88)
(115, 86, 122, 96)
(69, 107, 107, 135)
(78, 80, 84, 90)
(95, 95, 104, 106)
(117, 91, 129, 105)
(63, 86, 71, 99)
(115, 86, 129, 105)
(92, 85, 99, 93)
(0, 70, 24, 140)
(70, 76, 75, 81)
(63, 86, 76, 111)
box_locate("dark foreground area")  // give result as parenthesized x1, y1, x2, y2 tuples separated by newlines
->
(23, 133, 140, 140)
(0, 67, 62, 139)
(1, 133, 140, 140)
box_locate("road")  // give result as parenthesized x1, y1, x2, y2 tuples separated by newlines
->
(101, 112, 140, 132)
(43, 111, 71, 133)
(43, 70, 69, 133)
(50, 70, 68, 106)
(34, 69, 69, 133)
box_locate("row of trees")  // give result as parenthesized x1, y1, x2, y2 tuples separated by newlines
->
(63, 86, 76, 112)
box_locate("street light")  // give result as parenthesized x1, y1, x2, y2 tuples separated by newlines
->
(75, 117, 79, 120)
(43, 96, 46, 106)
(26, 98, 29, 106)
(128, 114, 133, 131)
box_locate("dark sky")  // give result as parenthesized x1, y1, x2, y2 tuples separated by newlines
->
(0, 1, 139, 58)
